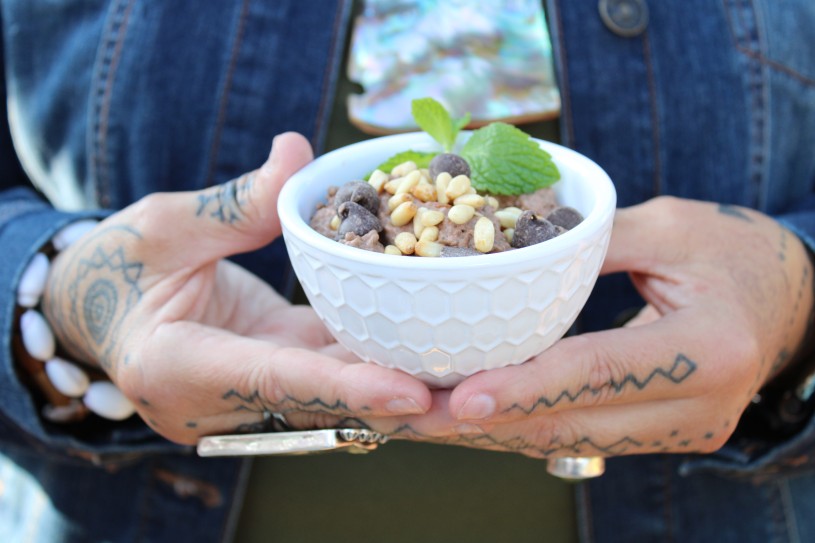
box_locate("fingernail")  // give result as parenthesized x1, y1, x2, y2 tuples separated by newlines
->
(455, 423, 486, 435)
(386, 397, 424, 414)
(457, 394, 496, 420)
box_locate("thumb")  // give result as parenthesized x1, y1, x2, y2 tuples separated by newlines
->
(134, 132, 314, 264)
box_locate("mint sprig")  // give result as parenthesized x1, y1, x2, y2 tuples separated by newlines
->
(461, 123, 560, 195)
(371, 98, 559, 196)
(411, 97, 470, 152)
(366, 150, 437, 179)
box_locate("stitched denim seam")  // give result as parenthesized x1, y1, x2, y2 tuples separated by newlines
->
(764, 479, 789, 543)
(722, 0, 768, 209)
(312, 0, 352, 154)
(642, 31, 663, 197)
(778, 478, 802, 543)
(742, 0, 769, 210)
(722, 0, 815, 88)
(576, 481, 595, 543)
(89, 0, 135, 208)
(203, 0, 250, 189)
(550, 0, 574, 148)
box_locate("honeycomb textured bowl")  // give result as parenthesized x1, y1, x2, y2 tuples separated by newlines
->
(278, 133, 616, 387)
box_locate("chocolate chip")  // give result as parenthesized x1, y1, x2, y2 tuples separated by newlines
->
(429, 153, 471, 180)
(336, 201, 382, 238)
(512, 210, 559, 248)
(546, 206, 583, 230)
(335, 180, 380, 215)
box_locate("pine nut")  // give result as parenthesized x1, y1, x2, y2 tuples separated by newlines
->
(453, 194, 485, 208)
(413, 208, 426, 238)
(435, 172, 452, 205)
(329, 215, 341, 230)
(388, 193, 412, 211)
(384, 179, 401, 195)
(445, 175, 471, 200)
(396, 170, 422, 194)
(368, 170, 389, 193)
(419, 225, 439, 242)
(384, 245, 402, 255)
(474, 216, 495, 253)
(415, 240, 442, 257)
(391, 201, 417, 226)
(504, 228, 514, 243)
(412, 182, 437, 202)
(391, 160, 417, 177)
(486, 196, 499, 208)
(421, 209, 445, 227)
(495, 209, 521, 229)
(394, 232, 417, 255)
(448, 204, 475, 225)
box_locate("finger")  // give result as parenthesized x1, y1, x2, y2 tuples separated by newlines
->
(599, 198, 701, 276)
(447, 310, 730, 423)
(131, 132, 313, 265)
(374, 397, 731, 459)
(599, 203, 662, 276)
(129, 321, 431, 436)
(623, 304, 661, 328)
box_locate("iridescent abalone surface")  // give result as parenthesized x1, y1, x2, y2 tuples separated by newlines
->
(347, 0, 561, 134)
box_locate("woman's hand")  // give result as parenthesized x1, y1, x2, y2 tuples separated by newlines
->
(366, 197, 814, 459)
(42, 133, 430, 445)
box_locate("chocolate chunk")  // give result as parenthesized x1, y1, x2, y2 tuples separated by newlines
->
(546, 206, 584, 230)
(429, 153, 471, 180)
(512, 210, 559, 248)
(337, 201, 382, 238)
(335, 180, 380, 215)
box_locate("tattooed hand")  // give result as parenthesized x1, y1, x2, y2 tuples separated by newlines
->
(360, 197, 815, 459)
(41, 133, 430, 445)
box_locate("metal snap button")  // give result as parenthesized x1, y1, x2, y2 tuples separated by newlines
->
(598, 0, 649, 37)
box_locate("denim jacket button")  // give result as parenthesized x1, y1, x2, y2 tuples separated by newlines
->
(598, 0, 649, 37)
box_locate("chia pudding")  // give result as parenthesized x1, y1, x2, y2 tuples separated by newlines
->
(310, 153, 583, 257)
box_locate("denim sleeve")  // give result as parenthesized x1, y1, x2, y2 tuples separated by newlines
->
(0, 188, 189, 464)
(0, 67, 181, 465)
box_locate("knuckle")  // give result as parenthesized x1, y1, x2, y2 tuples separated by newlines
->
(582, 352, 629, 407)
(529, 414, 579, 453)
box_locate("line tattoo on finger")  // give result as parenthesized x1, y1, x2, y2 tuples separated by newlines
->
(222, 389, 370, 416)
(504, 353, 698, 415)
(196, 172, 255, 224)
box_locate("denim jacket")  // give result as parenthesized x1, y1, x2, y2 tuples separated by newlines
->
(1, 1, 814, 541)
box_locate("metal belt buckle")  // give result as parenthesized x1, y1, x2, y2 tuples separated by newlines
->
(197, 429, 389, 457)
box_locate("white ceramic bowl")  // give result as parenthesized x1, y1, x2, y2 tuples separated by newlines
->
(278, 132, 616, 387)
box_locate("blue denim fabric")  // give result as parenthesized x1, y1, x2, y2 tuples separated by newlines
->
(0, 1, 351, 541)
(1, 0, 814, 541)
(548, 0, 815, 540)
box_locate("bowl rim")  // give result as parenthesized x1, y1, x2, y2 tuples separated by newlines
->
(278, 132, 616, 272)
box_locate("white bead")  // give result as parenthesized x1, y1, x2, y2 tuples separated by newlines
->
(45, 357, 90, 397)
(20, 310, 55, 361)
(52, 219, 99, 251)
(17, 253, 50, 308)
(83, 381, 135, 420)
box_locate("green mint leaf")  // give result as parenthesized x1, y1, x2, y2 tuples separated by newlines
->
(411, 98, 468, 152)
(366, 150, 437, 179)
(461, 123, 560, 195)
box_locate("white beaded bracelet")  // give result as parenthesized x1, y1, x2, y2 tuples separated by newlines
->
(14, 220, 136, 423)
